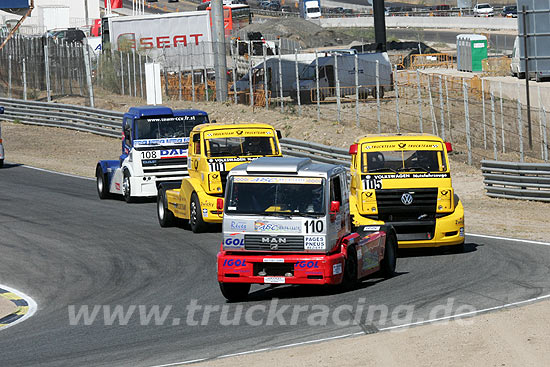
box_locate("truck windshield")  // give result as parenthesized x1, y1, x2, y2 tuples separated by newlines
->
(207, 136, 279, 157)
(134, 116, 208, 140)
(226, 177, 325, 215)
(362, 150, 446, 173)
(300, 65, 316, 80)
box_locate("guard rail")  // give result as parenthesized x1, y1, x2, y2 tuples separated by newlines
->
(481, 160, 550, 202)
(0, 97, 351, 167)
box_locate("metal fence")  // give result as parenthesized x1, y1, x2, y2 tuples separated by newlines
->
(0, 97, 346, 165)
(481, 160, 550, 202)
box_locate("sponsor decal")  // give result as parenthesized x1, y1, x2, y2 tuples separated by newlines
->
(234, 176, 323, 185)
(224, 233, 244, 248)
(363, 226, 381, 232)
(134, 137, 189, 146)
(202, 208, 208, 217)
(333, 263, 342, 275)
(456, 218, 464, 226)
(357, 248, 362, 259)
(205, 129, 274, 138)
(264, 276, 285, 284)
(295, 261, 319, 269)
(115, 182, 121, 190)
(254, 221, 301, 233)
(363, 173, 451, 180)
(230, 221, 247, 231)
(304, 236, 325, 250)
(459, 227, 465, 237)
(222, 259, 247, 267)
(362, 142, 442, 151)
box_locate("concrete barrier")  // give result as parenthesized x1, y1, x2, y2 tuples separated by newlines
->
(320, 16, 517, 31)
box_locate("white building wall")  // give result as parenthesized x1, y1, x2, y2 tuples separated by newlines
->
(0, 0, 100, 34)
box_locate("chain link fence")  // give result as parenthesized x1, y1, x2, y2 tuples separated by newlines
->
(0, 35, 548, 166)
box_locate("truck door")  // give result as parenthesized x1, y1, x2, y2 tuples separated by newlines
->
(329, 174, 346, 244)
(325, 65, 335, 88)
(121, 117, 132, 162)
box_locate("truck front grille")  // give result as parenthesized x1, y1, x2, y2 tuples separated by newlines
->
(376, 188, 438, 220)
(244, 235, 304, 251)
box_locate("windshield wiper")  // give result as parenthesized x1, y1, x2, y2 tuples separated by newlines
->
(398, 166, 430, 172)
(368, 167, 398, 173)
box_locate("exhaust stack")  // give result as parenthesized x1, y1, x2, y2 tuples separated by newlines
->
(373, 0, 387, 52)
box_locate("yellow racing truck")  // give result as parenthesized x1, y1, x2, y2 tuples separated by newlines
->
(157, 123, 282, 232)
(348, 134, 464, 250)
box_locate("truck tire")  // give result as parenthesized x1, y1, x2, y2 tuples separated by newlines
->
(95, 165, 110, 199)
(372, 87, 384, 99)
(340, 244, 358, 291)
(189, 192, 207, 233)
(380, 231, 397, 278)
(122, 169, 135, 203)
(157, 187, 175, 227)
(219, 282, 250, 302)
(0, 159, 3, 168)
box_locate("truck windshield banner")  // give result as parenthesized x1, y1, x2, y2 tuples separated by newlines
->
(233, 176, 323, 184)
(362, 141, 442, 151)
(205, 129, 274, 138)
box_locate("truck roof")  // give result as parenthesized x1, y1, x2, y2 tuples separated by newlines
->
(230, 157, 345, 178)
(126, 106, 208, 119)
(355, 133, 444, 144)
(192, 122, 276, 133)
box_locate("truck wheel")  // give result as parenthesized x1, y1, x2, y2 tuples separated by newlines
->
(95, 165, 110, 199)
(340, 244, 358, 290)
(122, 169, 135, 203)
(219, 282, 250, 302)
(189, 193, 207, 233)
(0, 159, 3, 168)
(157, 188, 175, 227)
(380, 232, 397, 278)
(372, 87, 384, 99)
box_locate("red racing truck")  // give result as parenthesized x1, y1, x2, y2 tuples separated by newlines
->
(217, 157, 398, 301)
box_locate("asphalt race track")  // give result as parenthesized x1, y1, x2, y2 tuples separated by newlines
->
(1, 164, 550, 366)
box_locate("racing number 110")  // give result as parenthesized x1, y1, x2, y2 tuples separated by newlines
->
(304, 220, 323, 233)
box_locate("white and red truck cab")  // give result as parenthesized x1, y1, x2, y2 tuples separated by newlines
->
(95, 106, 209, 202)
(217, 157, 398, 301)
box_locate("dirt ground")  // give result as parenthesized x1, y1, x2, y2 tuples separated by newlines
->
(2, 95, 550, 366)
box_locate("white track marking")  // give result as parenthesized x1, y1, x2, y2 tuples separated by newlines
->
(0, 283, 38, 331)
(467, 233, 550, 247)
(20, 164, 94, 181)
(149, 293, 550, 366)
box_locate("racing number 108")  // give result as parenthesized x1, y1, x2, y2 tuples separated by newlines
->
(304, 220, 323, 233)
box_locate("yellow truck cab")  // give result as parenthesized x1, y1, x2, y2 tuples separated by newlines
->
(157, 123, 283, 232)
(348, 134, 464, 250)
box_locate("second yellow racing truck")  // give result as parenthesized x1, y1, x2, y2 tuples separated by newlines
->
(156, 123, 282, 232)
(348, 134, 465, 250)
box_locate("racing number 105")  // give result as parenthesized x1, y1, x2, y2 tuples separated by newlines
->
(304, 220, 323, 233)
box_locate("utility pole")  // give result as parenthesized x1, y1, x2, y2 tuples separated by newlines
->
(211, 0, 228, 101)
(84, 0, 89, 26)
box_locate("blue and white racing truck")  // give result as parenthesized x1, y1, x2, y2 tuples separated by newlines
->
(95, 106, 209, 202)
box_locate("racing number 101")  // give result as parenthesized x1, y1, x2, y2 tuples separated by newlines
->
(304, 220, 323, 233)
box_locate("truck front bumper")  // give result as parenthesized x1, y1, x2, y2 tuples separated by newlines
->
(354, 201, 465, 249)
(217, 251, 345, 285)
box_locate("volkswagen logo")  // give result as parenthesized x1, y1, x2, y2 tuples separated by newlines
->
(401, 192, 413, 205)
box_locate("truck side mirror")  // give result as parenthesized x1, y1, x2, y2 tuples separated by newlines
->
(276, 130, 282, 140)
(444, 142, 452, 153)
(210, 119, 216, 124)
(330, 201, 340, 213)
(123, 122, 131, 142)
(192, 134, 200, 142)
(348, 144, 358, 155)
